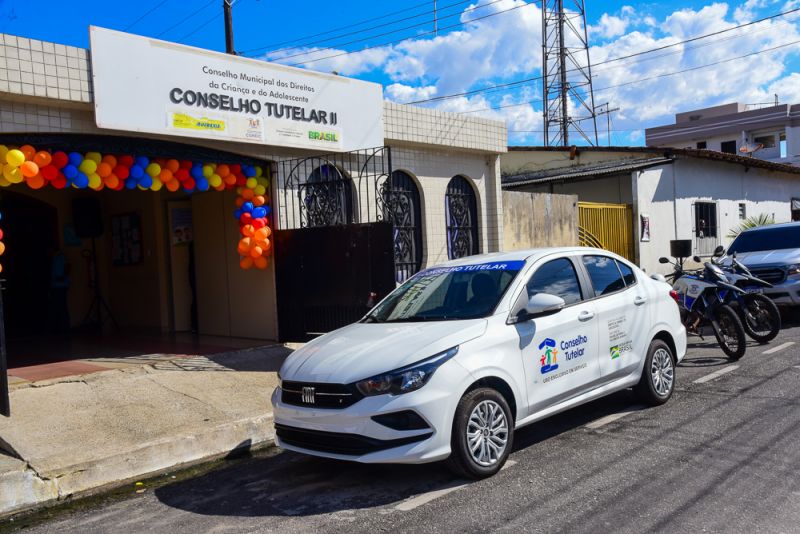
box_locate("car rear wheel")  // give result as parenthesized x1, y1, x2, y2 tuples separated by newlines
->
(634, 339, 675, 406)
(445, 387, 513, 479)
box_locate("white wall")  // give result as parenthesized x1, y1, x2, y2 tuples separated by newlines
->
(636, 159, 800, 274)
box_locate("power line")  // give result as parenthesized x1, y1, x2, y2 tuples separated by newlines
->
(242, 0, 439, 53)
(407, 6, 800, 105)
(156, 0, 216, 38)
(125, 0, 171, 31)
(457, 38, 800, 115)
(242, 0, 476, 56)
(287, 1, 538, 67)
(177, 11, 221, 42)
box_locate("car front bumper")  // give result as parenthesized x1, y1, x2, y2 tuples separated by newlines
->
(271, 361, 473, 464)
(761, 276, 800, 306)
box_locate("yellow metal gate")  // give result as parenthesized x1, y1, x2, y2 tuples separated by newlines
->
(578, 202, 634, 261)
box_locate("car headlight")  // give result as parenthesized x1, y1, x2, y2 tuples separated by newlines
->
(355, 346, 459, 397)
(788, 264, 800, 277)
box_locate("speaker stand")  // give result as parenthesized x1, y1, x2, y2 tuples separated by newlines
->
(81, 238, 118, 332)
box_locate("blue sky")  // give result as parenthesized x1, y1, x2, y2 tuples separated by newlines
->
(2, 0, 800, 146)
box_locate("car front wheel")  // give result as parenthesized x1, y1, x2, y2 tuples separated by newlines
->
(446, 387, 513, 479)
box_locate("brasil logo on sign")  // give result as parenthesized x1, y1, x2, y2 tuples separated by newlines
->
(539, 338, 558, 374)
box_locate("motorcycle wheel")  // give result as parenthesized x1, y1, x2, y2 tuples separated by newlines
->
(740, 294, 781, 343)
(711, 304, 747, 360)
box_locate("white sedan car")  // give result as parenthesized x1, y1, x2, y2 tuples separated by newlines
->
(273, 247, 687, 478)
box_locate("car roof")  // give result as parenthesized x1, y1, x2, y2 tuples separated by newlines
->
(740, 221, 800, 233)
(431, 247, 622, 268)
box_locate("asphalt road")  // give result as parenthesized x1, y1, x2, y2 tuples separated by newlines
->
(6, 318, 800, 533)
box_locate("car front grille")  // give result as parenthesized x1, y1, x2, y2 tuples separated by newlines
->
(275, 424, 433, 455)
(750, 267, 786, 285)
(281, 381, 363, 409)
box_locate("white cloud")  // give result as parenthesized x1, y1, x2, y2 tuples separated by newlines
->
(384, 83, 437, 102)
(589, 14, 630, 40)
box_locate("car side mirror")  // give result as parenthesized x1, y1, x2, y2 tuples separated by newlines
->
(658, 257, 671, 264)
(693, 255, 702, 263)
(713, 245, 725, 257)
(650, 273, 667, 283)
(508, 292, 566, 324)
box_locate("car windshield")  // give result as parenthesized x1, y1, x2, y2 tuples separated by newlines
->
(364, 260, 525, 323)
(728, 225, 800, 254)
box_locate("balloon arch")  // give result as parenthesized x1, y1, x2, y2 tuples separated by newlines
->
(0, 143, 273, 272)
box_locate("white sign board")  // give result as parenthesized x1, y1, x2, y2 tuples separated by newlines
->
(89, 27, 384, 152)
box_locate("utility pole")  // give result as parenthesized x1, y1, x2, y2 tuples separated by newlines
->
(434, 1, 438, 35)
(596, 103, 620, 146)
(541, 0, 598, 146)
(224, 0, 236, 55)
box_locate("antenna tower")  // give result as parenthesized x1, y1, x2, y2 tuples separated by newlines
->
(541, 0, 599, 146)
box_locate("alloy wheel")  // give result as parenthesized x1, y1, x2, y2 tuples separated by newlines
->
(467, 399, 508, 467)
(650, 347, 674, 396)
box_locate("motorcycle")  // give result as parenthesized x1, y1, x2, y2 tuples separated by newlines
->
(709, 245, 781, 344)
(659, 255, 748, 360)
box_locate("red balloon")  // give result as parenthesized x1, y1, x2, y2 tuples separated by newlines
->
(253, 218, 266, 229)
(183, 177, 196, 191)
(175, 168, 190, 182)
(236, 176, 247, 187)
(52, 176, 68, 189)
(114, 165, 130, 180)
(230, 164, 241, 174)
(0, 229, 4, 240)
(179, 160, 193, 170)
(51, 151, 69, 169)
(118, 155, 134, 167)
(41, 165, 59, 180)
(239, 213, 253, 225)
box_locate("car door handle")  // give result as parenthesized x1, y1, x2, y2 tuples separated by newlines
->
(578, 310, 595, 322)
(634, 296, 647, 306)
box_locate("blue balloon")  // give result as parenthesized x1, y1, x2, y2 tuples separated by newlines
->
(234, 208, 243, 219)
(74, 172, 89, 189)
(191, 165, 204, 179)
(138, 175, 153, 189)
(252, 207, 267, 219)
(63, 164, 78, 180)
(68, 152, 83, 167)
(196, 177, 209, 191)
(125, 177, 138, 189)
(130, 165, 144, 179)
(243, 166, 256, 178)
(263, 205, 272, 216)
(242, 201, 254, 213)
(135, 156, 149, 168)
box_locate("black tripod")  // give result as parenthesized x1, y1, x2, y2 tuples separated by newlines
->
(81, 237, 118, 331)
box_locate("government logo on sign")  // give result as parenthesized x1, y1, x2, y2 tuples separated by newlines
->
(538, 338, 559, 374)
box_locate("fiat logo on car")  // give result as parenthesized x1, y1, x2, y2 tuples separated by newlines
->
(301, 387, 315, 404)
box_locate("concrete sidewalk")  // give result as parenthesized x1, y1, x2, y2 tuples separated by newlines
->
(0, 343, 294, 517)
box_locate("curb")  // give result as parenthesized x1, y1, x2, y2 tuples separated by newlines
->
(0, 413, 275, 518)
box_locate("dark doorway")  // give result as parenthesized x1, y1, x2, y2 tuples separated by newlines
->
(0, 191, 59, 341)
(274, 222, 395, 342)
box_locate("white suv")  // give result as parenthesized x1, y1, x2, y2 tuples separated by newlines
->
(273, 247, 686, 478)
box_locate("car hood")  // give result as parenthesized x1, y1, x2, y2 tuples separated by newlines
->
(731, 248, 800, 267)
(280, 319, 488, 384)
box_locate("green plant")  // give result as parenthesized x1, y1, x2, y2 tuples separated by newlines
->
(727, 213, 775, 239)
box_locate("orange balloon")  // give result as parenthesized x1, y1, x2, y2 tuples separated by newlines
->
(20, 161, 39, 178)
(239, 256, 254, 270)
(216, 164, 230, 177)
(102, 154, 118, 168)
(33, 151, 52, 167)
(159, 169, 174, 182)
(253, 195, 265, 207)
(27, 174, 46, 189)
(96, 162, 112, 178)
(224, 174, 237, 186)
(166, 159, 180, 173)
(242, 224, 255, 237)
(263, 226, 272, 238)
(166, 179, 180, 192)
(105, 174, 120, 189)
(235, 197, 245, 208)
(0, 242, 5, 255)
(262, 238, 271, 251)
(249, 245, 263, 259)
(237, 237, 252, 255)
(241, 188, 254, 200)
(254, 256, 268, 269)
(19, 145, 35, 161)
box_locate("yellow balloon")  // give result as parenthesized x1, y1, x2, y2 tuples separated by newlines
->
(255, 166, 263, 177)
(202, 165, 213, 178)
(209, 174, 222, 188)
(88, 173, 102, 189)
(146, 163, 161, 177)
(150, 178, 163, 191)
(254, 185, 266, 196)
(3, 164, 23, 184)
(0, 175, 10, 187)
(245, 178, 258, 189)
(0, 145, 8, 162)
(6, 149, 25, 167)
(79, 159, 97, 175)
(85, 152, 102, 164)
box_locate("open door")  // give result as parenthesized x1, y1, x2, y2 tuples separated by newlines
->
(1, 289, 9, 417)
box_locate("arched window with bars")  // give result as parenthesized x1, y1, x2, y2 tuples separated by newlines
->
(445, 175, 479, 259)
(382, 170, 423, 282)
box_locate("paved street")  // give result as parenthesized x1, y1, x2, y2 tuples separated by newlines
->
(5, 319, 800, 534)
